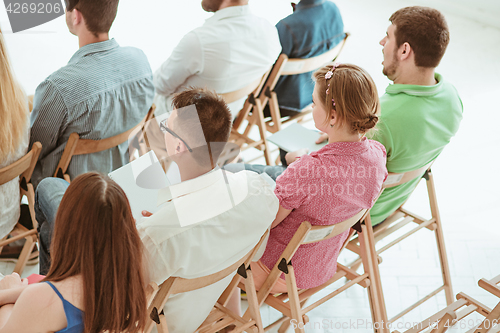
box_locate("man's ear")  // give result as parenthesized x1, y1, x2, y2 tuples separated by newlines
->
(72, 8, 83, 27)
(176, 140, 189, 154)
(399, 42, 412, 61)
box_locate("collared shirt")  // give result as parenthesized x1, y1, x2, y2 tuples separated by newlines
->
(29, 39, 154, 188)
(153, 5, 281, 117)
(369, 73, 463, 224)
(274, 0, 344, 111)
(261, 138, 387, 289)
(136, 168, 279, 333)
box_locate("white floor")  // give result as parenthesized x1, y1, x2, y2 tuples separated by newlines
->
(1, 0, 500, 332)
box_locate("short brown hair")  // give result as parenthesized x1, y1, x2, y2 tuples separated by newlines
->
(66, 0, 118, 36)
(44, 172, 147, 333)
(313, 63, 380, 134)
(390, 6, 450, 68)
(172, 88, 232, 167)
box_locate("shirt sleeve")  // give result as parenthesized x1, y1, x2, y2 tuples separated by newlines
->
(153, 31, 204, 97)
(29, 80, 68, 161)
(369, 119, 393, 163)
(275, 21, 294, 56)
(274, 158, 310, 210)
(136, 223, 171, 285)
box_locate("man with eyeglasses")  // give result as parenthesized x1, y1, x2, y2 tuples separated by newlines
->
(135, 88, 278, 332)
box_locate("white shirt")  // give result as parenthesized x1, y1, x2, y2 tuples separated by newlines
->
(153, 5, 281, 117)
(136, 168, 279, 333)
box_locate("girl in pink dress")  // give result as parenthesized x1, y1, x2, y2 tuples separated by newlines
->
(252, 63, 388, 292)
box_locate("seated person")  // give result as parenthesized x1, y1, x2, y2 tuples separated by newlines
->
(36, 88, 279, 333)
(368, 6, 463, 225)
(227, 63, 387, 299)
(0, 172, 147, 333)
(153, 0, 281, 117)
(0, 27, 30, 241)
(273, 0, 345, 116)
(29, 0, 154, 188)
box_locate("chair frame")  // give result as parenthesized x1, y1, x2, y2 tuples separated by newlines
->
(226, 55, 288, 165)
(346, 162, 454, 323)
(0, 142, 42, 274)
(265, 32, 350, 134)
(144, 231, 269, 333)
(53, 106, 156, 182)
(240, 206, 390, 333)
(393, 275, 500, 333)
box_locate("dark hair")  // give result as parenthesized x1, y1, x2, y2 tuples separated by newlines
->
(389, 6, 450, 68)
(313, 63, 380, 134)
(44, 172, 147, 333)
(171, 87, 232, 167)
(65, 0, 119, 37)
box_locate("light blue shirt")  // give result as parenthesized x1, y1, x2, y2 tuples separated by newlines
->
(29, 39, 154, 187)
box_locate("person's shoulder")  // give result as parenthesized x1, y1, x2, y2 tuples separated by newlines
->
(19, 282, 60, 308)
(367, 139, 387, 156)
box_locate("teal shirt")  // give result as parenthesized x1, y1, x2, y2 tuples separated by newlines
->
(369, 73, 463, 225)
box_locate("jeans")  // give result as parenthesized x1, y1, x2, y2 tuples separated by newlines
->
(35, 177, 69, 275)
(223, 163, 286, 182)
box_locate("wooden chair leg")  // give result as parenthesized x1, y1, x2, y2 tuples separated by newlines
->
(254, 99, 273, 165)
(359, 218, 389, 333)
(244, 269, 264, 333)
(284, 265, 304, 333)
(427, 173, 454, 305)
(13, 235, 36, 274)
(278, 299, 307, 333)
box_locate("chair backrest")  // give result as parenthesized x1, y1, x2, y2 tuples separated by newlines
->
(54, 106, 156, 178)
(145, 231, 269, 332)
(0, 142, 42, 187)
(383, 161, 434, 188)
(220, 75, 267, 104)
(302, 209, 368, 244)
(280, 32, 350, 75)
(232, 54, 288, 131)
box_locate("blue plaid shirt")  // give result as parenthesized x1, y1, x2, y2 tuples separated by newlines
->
(29, 39, 154, 187)
(274, 0, 344, 111)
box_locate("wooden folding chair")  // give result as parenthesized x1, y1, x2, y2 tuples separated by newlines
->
(265, 32, 350, 134)
(393, 275, 500, 333)
(240, 207, 390, 333)
(346, 162, 454, 324)
(225, 55, 288, 165)
(479, 275, 500, 299)
(0, 142, 42, 274)
(145, 231, 269, 333)
(54, 106, 156, 182)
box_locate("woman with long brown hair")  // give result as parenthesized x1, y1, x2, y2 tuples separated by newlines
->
(0, 25, 30, 239)
(0, 172, 147, 333)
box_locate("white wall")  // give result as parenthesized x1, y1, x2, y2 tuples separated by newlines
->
(407, 0, 500, 29)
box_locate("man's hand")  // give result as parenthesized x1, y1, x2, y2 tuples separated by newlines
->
(315, 132, 329, 144)
(285, 148, 309, 165)
(142, 210, 153, 217)
(0, 273, 28, 290)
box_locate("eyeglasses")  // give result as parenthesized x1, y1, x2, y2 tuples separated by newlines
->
(159, 119, 193, 153)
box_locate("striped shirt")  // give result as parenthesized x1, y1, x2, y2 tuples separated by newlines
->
(29, 39, 154, 187)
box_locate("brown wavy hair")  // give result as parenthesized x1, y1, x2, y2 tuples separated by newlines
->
(313, 63, 380, 134)
(44, 172, 147, 333)
(390, 6, 450, 68)
(0, 26, 28, 163)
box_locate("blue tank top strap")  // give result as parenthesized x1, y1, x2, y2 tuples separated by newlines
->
(44, 281, 85, 333)
(45, 281, 65, 301)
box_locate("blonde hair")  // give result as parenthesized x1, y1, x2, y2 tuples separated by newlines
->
(0, 26, 28, 163)
(313, 63, 380, 134)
